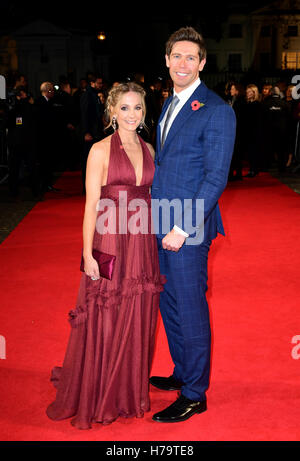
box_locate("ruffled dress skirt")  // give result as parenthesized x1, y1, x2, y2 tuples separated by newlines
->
(46, 184, 165, 430)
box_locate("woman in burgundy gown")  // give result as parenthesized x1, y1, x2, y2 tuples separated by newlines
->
(46, 82, 165, 430)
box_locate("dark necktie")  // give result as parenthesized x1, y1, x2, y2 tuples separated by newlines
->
(161, 95, 179, 147)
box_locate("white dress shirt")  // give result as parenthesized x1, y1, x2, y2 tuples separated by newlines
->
(160, 77, 201, 143)
(160, 77, 201, 238)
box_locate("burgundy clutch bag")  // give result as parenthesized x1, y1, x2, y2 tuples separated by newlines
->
(80, 249, 116, 280)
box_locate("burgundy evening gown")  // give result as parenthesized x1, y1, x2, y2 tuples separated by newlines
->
(46, 131, 165, 429)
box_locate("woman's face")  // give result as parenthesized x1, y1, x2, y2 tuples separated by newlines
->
(230, 85, 238, 96)
(246, 88, 255, 101)
(98, 92, 105, 104)
(286, 86, 294, 100)
(113, 91, 143, 131)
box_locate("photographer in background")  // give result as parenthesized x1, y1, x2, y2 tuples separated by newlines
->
(7, 86, 39, 199)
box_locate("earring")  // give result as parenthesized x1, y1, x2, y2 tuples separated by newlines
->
(112, 116, 117, 131)
(138, 121, 144, 132)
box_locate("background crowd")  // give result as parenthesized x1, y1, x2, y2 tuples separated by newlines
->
(1, 71, 300, 200)
(224, 80, 300, 181)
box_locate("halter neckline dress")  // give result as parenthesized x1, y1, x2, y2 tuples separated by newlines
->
(46, 131, 165, 429)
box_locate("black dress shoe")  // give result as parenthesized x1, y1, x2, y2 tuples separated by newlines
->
(149, 375, 183, 391)
(152, 394, 207, 423)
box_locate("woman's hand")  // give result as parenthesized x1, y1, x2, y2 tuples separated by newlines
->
(83, 254, 100, 280)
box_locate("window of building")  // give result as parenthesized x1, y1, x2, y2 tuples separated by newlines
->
(228, 53, 242, 72)
(260, 25, 271, 37)
(287, 26, 298, 37)
(229, 24, 243, 38)
(260, 53, 271, 71)
(282, 51, 300, 69)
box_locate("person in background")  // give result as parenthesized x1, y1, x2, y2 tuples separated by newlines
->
(73, 78, 88, 101)
(243, 84, 262, 178)
(160, 86, 171, 107)
(72, 78, 88, 128)
(35, 81, 59, 192)
(285, 84, 299, 168)
(53, 79, 78, 171)
(7, 85, 39, 199)
(80, 75, 104, 194)
(261, 86, 290, 173)
(228, 82, 246, 181)
(261, 83, 272, 101)
(6, 73, 29, 112)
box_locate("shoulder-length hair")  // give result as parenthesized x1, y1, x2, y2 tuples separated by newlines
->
(246, 84, 260, 101)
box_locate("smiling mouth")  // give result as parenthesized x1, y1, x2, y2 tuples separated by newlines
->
(176, 72, 188, 77)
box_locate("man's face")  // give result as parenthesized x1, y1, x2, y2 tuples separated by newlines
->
(47, 86, 55, 99)
(17, 90, 28, 100)
(165, 41, 206, 93)
(94, 78, 103, 90)
(262, 85, 271, 96)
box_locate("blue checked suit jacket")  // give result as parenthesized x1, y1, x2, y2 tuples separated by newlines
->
(151, 81, 236, 244)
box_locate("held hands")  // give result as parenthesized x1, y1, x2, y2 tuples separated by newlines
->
(162, 228, 186, 252)
(83, 254, 100, 280)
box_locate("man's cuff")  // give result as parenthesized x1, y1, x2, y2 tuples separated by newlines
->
(173, 225, 189, 238)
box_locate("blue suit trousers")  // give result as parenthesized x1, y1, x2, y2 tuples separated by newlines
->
(157, 238, 212, 402)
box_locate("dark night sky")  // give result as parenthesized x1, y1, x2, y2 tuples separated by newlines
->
(0, 1, 271, 81)
(1, 1, 270, 32)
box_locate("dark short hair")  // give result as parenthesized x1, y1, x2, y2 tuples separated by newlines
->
(166, 26, 206, 61)
(88, 75, 103, 84)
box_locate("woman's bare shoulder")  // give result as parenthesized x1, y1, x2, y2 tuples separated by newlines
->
(89, 135, 112, 159)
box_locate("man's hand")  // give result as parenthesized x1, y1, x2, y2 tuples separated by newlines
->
(162, 228, 186, 252)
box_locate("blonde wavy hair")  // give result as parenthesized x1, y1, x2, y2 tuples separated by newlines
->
(246, 84, 260, 102)
(105, 82, 147, 131)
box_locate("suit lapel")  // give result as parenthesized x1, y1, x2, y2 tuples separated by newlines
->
(156, 96, 172, 157)
(160, 82, 208, 155)
(159, 96, 173, 124)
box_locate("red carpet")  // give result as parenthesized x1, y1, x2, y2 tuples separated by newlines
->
(0, 171, 300, 441)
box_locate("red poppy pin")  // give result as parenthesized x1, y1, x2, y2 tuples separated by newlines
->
(191, 100, 204, 111)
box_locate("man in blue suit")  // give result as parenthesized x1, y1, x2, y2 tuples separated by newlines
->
(150, 27, 236, 422)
